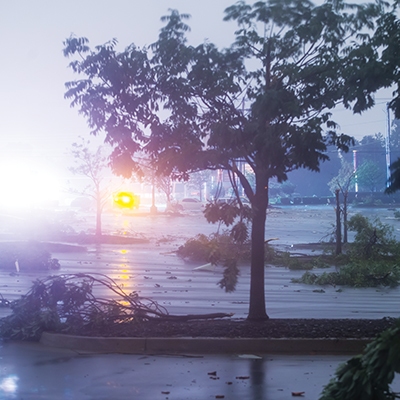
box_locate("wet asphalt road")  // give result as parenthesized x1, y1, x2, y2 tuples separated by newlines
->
(0, 341, 399, 400)
(1, 205, 400, 319)
(0, 205, 400, 399)
(0, 341, 355, 400)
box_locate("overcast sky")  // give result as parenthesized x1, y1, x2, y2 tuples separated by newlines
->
(0, 0, 394, 192)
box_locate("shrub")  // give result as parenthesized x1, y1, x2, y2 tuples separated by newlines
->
(347, 214, 399, 260)
(177, 232, 277, 265)
(293, 261, 400, 288)
(293, 215, 400, 288)
(177, 229, 253, 292)
(176, 234, 215, 262)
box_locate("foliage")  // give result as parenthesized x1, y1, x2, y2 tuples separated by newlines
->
(347, 214, 399, 260)
(202, 198, 256, 291)
(293, 214, 400, 287)
(0, 274, 168, 341)
(268, 180, 297, 202)
(386, 157, 400, 195)
(176, 229, 284, 290)
(177, 233, 220, 263)
(187, 170, 212, 201)
(156, 174, 173, 204)
(177, 231, 251, 292)
(328, 159, 355, 195)
(356, 160, 386, 193)
(0, 242, 60, 272)
(284, 255, 331, 271)
(319, 320, 400, 400)
(293, 261, 400, 288)
(203, 201, 252, 227)
(63, 2, 386, 319)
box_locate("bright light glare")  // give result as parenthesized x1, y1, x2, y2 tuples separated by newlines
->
(0, 375, 19, 394)
(0, 160, 60, 209)
(113, 191, 136, 209)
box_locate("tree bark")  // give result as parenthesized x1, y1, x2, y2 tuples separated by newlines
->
(343, 191, 348, 244)
(247, 176, 269, 320)
(335, 189, 342, 255)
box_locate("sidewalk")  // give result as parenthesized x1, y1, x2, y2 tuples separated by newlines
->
(0, 340, 351, 400)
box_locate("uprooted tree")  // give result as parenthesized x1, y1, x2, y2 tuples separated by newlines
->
(63, 0, 391, 320)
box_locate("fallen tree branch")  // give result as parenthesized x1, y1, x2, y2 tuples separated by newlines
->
(0, 273, 233, 340)
(144, 312, 234, 322)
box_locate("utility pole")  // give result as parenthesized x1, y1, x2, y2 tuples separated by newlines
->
(385, 103, 391, 188)
(352, 150, 358, 193)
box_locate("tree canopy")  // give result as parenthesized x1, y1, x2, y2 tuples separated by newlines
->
(63, 0, 391, 320)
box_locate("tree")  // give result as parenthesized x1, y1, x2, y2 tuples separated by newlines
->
(188, 170, 212, 201)
(357, 160, 386, 192)
(63, 1, 384, 320)
(386, 121, 400, 193)
(390, 119, 400, 160)
(353, 134, 386, 180)
(156, 174, 173, 205)
(328, 158, 355, 244)
(69, 138, 112, 238)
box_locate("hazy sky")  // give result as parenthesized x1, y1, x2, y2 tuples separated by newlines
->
(0, 0, 394, 201)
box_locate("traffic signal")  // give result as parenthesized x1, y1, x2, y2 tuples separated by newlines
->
(113, 191, 136, 209)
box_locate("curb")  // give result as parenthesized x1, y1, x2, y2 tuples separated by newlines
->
(40, 332, 371, 355)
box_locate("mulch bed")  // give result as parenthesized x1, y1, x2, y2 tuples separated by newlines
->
(74, 317, 397, 339)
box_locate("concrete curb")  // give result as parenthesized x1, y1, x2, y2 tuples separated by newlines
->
(40, 332, 371, 355)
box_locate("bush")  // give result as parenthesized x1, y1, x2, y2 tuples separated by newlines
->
(293, 215, 400, 288)
(176, 234, 215, 262)
(347, 214, 399, 260)
(177, 232, 278, 265)
(177, 229, 253, 292)
(293, 261, 400, 288)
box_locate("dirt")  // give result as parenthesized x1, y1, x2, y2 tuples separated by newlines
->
(76, 317, 398, 339)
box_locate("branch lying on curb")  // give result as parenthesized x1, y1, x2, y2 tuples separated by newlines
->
(144, 312, 234, 322)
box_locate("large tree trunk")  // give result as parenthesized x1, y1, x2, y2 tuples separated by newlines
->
(247, 178, 269, 321)
(343, 191, 348, 244)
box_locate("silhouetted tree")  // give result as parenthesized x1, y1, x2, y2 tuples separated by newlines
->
(69, 138, 112, 238)
(63, 1, 387, 320)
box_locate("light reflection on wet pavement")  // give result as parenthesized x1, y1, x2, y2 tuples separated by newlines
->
(1, 240, 399, 320)
(77, 206, 400, 319)
(0, 341, 358, 400)
(0, 206, 400, 398)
